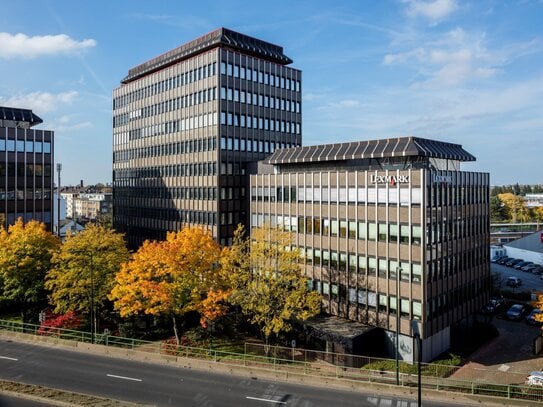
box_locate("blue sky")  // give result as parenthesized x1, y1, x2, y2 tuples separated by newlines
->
(1, 0, 542, 185)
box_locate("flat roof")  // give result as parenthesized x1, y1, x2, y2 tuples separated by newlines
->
(265, 136, 476, 165)
(504, 230, 543, 254)
(0, 106, 43, 128)
(122, 27, 293, 84)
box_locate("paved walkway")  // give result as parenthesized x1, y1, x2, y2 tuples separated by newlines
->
(452, 318, 543, 384)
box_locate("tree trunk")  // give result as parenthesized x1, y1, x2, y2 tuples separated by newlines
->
(264, 335, 271, 358)
(172, 315, 180, 345)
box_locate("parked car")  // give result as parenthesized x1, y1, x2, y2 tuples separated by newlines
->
(525, 309, 543, 326)
(506, 258, 523, 267)
(506, 276, 522, 287)
(515, 261, 533, 270)
(521, 263, 538, 272)
(492, 255, 507, 263)
(505, 304, 526, 320)
(497, 257, 512, 265)
(526, 372, 543, 386)
(531, 265, 543, 275)
(481, 297, 506, 315)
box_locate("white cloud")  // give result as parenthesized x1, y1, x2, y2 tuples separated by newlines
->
(405, 0, 458, 22)
(0, 33, 96, 59)
(1, 91, 78, 114)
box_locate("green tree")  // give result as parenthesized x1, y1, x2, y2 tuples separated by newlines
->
(109, 226, 225, 344)
(225, 224, 321, 350)
(490, 196, 507, 223)
(45, 224, 129, 334)
(0, 219, 60, 322)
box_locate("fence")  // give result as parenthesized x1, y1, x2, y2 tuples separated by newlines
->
(1, 319, 542, 403)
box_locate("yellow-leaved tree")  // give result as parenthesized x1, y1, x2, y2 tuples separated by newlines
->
(109, 226, 227, 344)
(45, 224, 130, 333)
(498, 193, 530, 222)
(0, 218, 60, 322)
(225, 224, 321, 350)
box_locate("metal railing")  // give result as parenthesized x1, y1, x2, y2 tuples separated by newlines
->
(1, 319, 542, 403)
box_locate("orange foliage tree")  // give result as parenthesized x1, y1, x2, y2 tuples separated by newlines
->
(109, 226, 229, 344)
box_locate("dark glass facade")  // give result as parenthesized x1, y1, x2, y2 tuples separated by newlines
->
(0, 107, 54, 230)
(113, 28, 301, 249)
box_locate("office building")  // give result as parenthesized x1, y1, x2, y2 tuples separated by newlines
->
(0, 106, 54, 230)
(113, 28, 302, 248)
(249, 137, 490, 361)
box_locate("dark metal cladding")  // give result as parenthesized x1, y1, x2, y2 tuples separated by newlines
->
(265, 136, 476, 164)
(121, 27, 293, 84)
(0, 106, 43, 128)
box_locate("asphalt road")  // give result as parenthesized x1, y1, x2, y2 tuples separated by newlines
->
(0, 394, 55, 407)
(0, 339, 471, 407)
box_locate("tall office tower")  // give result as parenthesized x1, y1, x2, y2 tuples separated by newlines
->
(113, 28, 302, 249)
(0, 106, 54, 230)
(250, 137, 490, 361)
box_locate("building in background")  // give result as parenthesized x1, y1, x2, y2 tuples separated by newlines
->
(0, 106, 54, 230)
(250, 136, 490, 361)
(61, 189, 112, 221)
(112, 27, 302, 249)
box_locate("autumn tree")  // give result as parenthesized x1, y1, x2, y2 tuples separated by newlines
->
(45, 224, 129, 334)
(0, 218, 60, 322)
(490, 196, 507, 223)
(534, 295, 543, 327)
(225, 224, 321, 350)
(109, 226, 226, 344)
(498, 193, 530, 222)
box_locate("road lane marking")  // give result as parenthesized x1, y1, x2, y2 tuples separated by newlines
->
(246, 396, 287, 404)
(0, 356, 18, 361)
(106, 373, 142, 382)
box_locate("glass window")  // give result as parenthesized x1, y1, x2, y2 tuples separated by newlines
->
(331, 251, 338, 268)
(378, 259, 387, 278)
(401, 299, 410, 318)
(349, 254, 357, 272)
(389, 224, 398, 242)
(390, 296, 397, 314)
(43, 142, 51, 153)
(358, 256, 366, 272)
(358, 289, 367, 305)
(339, 253, 347, 271)
(412, 264, 422, 283)
(412, 226, 422, 245)
(368, 257, 376, 273)
(368, 223, 377, 241)
(400, 225, 410, 244)
(322, 219, 330, 236)
(340, 221, 347, 238)
(323, 282, 330, 296)
(400, 263, 410, 282)
(378, 224, 387, 242)
(378, 294, 387, 311)
(348, 221, 357, 238)
(413, 301, 422, 319)
(331, 220, 339, 237)
(322, 250, 329, 267)
(314, 249, 321, 266)
(349, 288, 357, 303)
(358, 222, 366, 240)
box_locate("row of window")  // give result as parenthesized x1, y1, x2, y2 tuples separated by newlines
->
(220, 136, 296, 154)
(0, 163, 52, 177)
(251, 185, 422, 205)
(427, 278, 486, 320)
(114, 62, 218, 109)
(250, 214, 422, 245)
(220, 87, 300, 113)
(428, 184, 488, 206)
(220, 62, 300, 92)
(114, 161, 217, 180)
(0, 188, 52, 200)
(115, 207, 218, 226)
(114, 87, 218, 128)
(121, 112, 217, 142)
(3, 211, 52, 225)
(114, 137, 218, 162)
(220, 112, 300, 135)
(302, 248, 423, 283)
(0, 139, 52, 154)
(309, 280, 423, 319)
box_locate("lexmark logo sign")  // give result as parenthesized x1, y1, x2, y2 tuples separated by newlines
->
(370, 175, 410, 185)
(433, 174, 453, 184)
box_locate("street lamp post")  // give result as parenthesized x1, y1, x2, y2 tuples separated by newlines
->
(56, 163, 62, 238)
(90, 259, 95, 344)
(411, 320, 422, 407)
(395, 267, 402, 385)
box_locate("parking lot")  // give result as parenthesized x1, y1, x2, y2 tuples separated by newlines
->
(492, 262, 543, 294)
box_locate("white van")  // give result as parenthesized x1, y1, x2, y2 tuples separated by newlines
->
(525, 371, 543, 386)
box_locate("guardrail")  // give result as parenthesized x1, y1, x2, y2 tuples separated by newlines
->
(1, 319, 542, 403)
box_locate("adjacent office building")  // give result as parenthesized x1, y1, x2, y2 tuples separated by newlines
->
(0, 106, 54, 231)
(250, 137, 490, 360)
(113, 27, 302, 248)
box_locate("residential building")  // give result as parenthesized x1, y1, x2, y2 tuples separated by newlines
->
(113, 27, 302, 249)
(249, 137, 490, 361)
(0, 106, 54, 230)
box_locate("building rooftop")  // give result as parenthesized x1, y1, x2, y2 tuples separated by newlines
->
(0, 106, 43, 128)
(265, 136, 476, 165)
(122, 27, 293, 84)
(504, 230, 543, 254)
